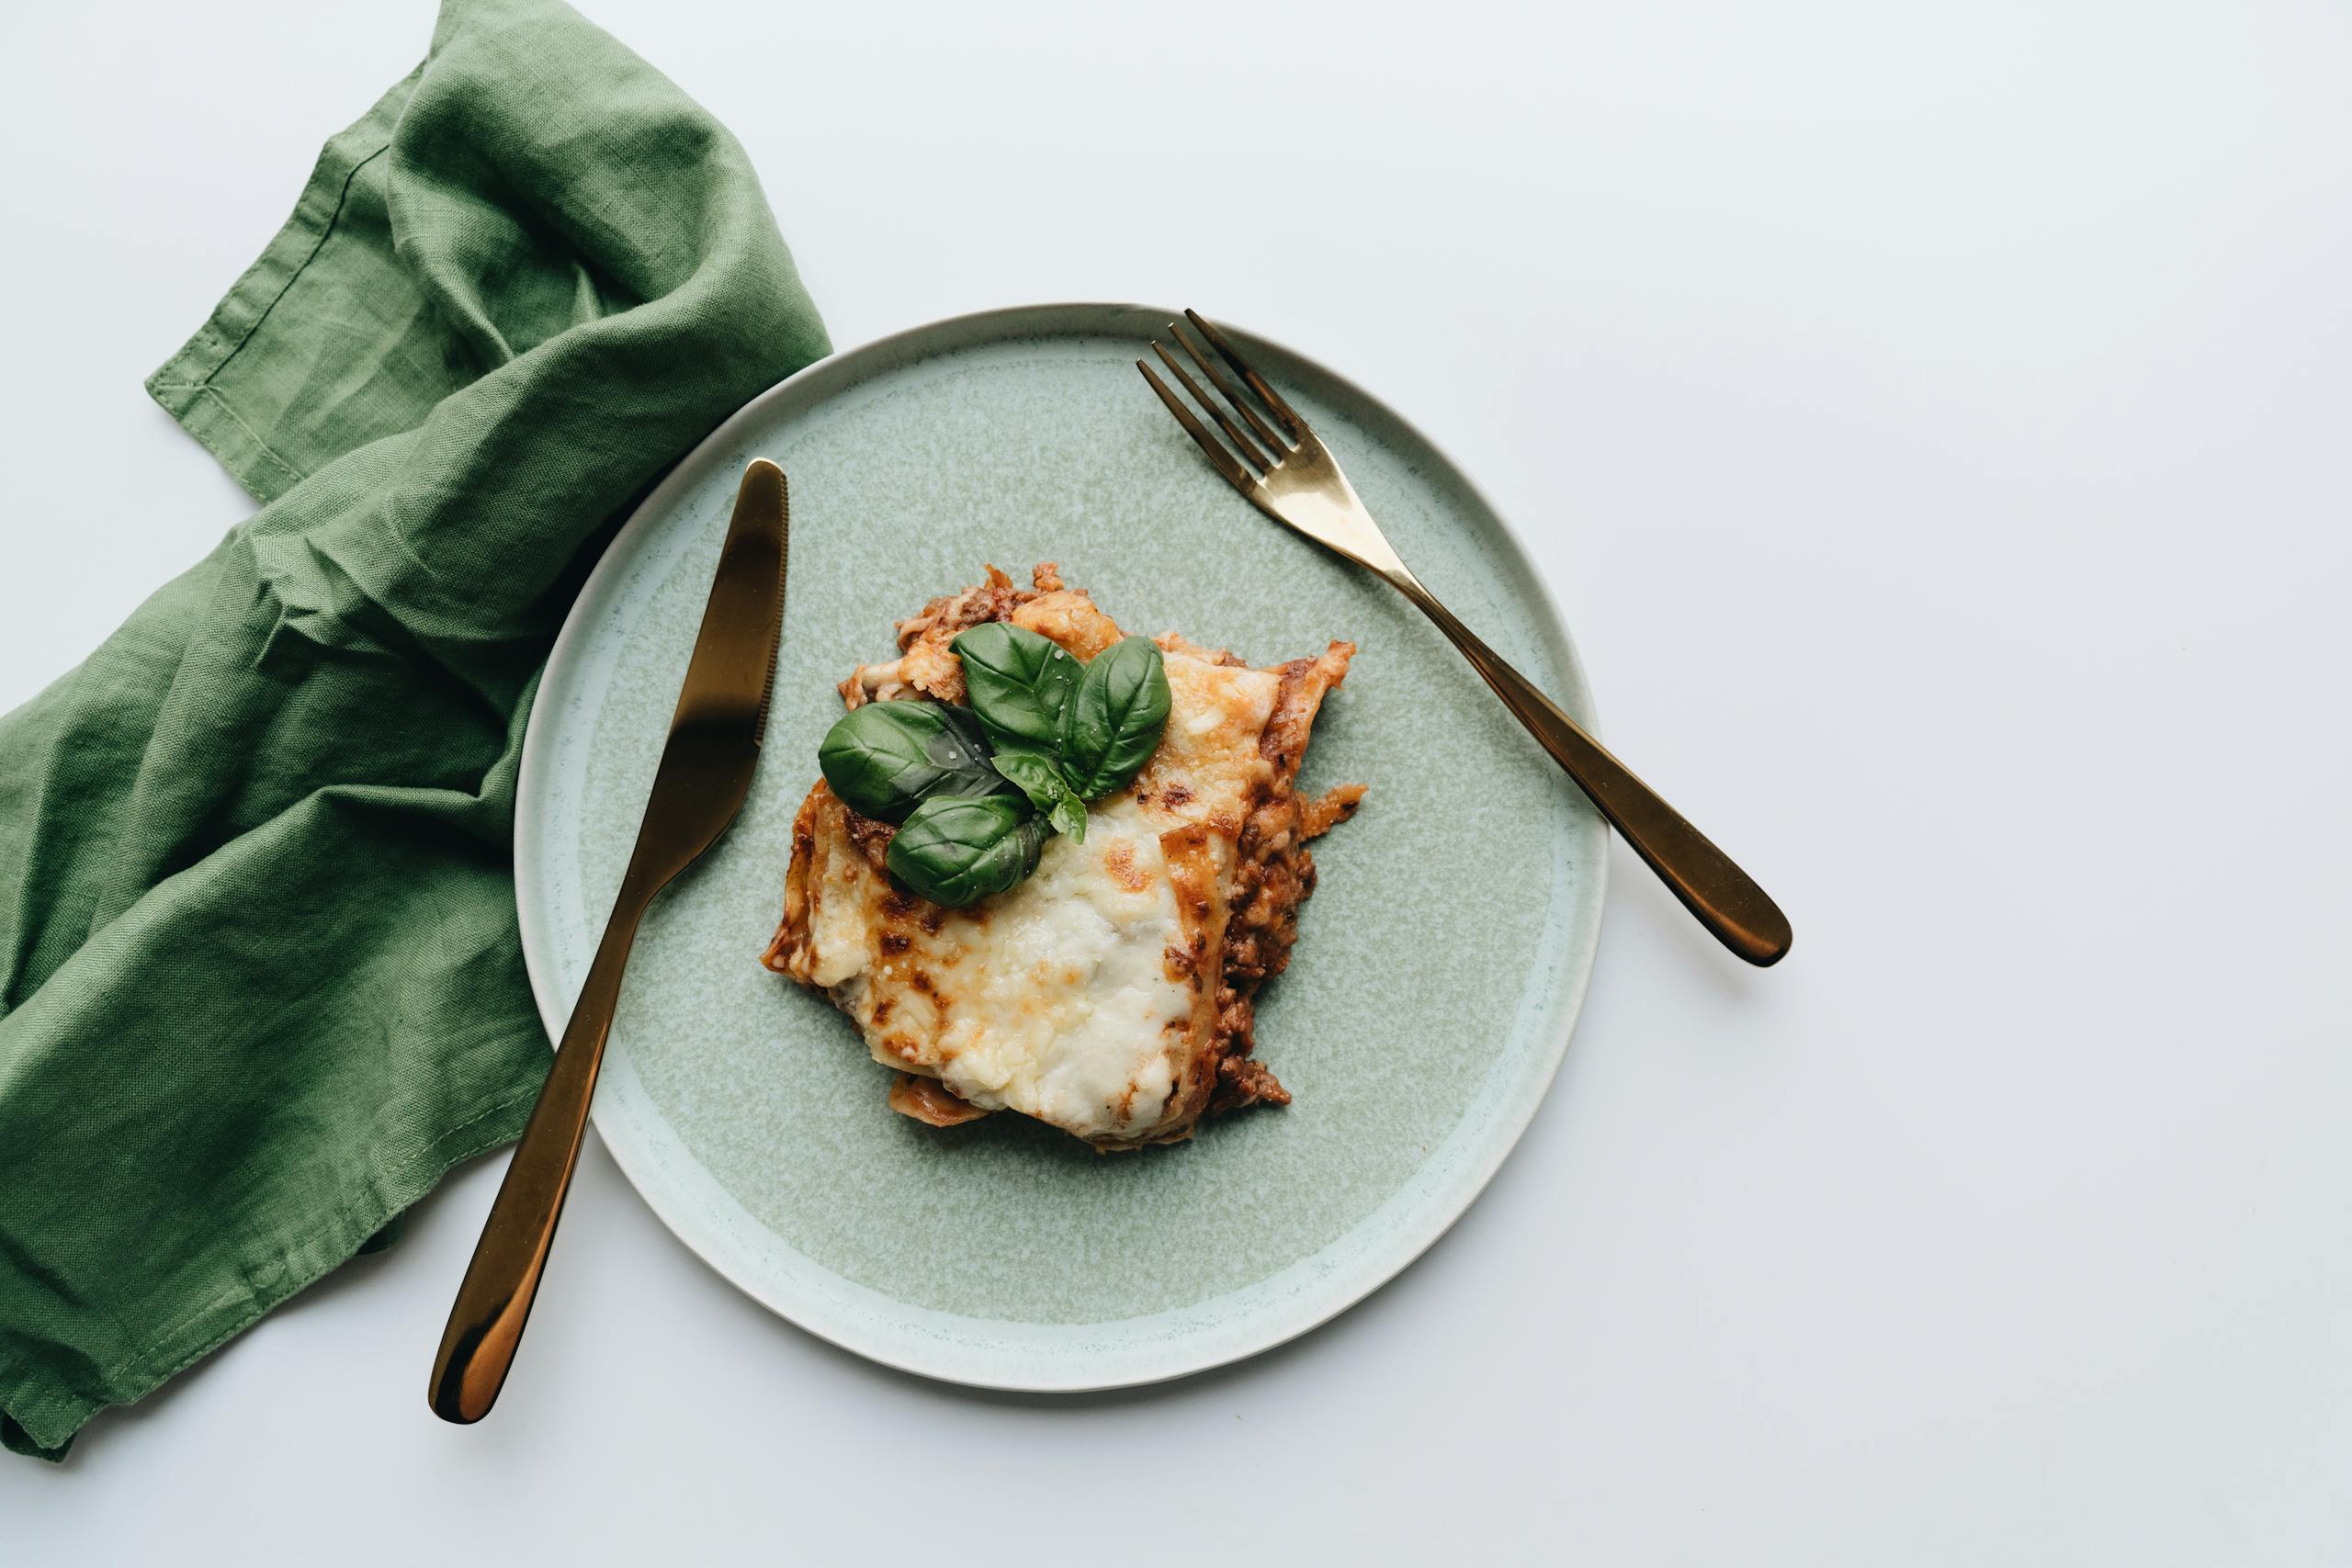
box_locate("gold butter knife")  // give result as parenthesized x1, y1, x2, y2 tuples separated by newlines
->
(1139, 311, 1790, 967)
(429, 458, 789, 1423)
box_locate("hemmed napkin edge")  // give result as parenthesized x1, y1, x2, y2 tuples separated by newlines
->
(142, 65, 424, 507)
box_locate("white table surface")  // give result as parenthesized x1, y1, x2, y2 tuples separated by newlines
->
(6, 1, 2349, 1560)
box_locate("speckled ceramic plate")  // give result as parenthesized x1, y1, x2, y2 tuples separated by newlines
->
(515, 303, 1606, 1390)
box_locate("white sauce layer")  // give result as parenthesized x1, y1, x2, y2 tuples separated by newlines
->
(927, 795, 1189, 1133)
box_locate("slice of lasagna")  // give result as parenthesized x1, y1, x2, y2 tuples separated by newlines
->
(763, 565, 1363, 1150)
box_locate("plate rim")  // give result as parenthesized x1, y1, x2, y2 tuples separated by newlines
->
(515, 300, 1609, 1391)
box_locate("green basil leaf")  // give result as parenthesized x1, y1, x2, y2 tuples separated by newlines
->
(1058, 636, 1172, 800)
(952, 623, 1083, 750)
(886, 795, 1048, 908)
(818, 699, 1007, 823)
(991, 744, 1090, 845)
(986, 744, 1066, 807)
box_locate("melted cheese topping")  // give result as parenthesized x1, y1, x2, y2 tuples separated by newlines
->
(930, 797, 1189, 1129)
(811, 795, 1195, 1141)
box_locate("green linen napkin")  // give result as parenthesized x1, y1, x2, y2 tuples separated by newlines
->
(0, 0, 826, 1461)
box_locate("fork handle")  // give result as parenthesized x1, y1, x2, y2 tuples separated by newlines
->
(1394, 576, 1792, 966)
(427, 865, 657, 1423)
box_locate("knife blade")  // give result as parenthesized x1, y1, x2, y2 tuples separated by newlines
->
(428, 457, 788, 1424)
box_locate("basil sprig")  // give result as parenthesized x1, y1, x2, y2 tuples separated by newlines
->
(885, 795, 1046, 908)
(818, 698, 1007, 823)
(955, 626, 1172, 807)
(815, 624, 1172, 908)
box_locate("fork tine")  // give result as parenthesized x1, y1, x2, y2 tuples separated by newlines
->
(1137, 358, 1264, 498)
(1184, 308, 1305, 436)
(1152, 340, 1275, 472)
(1170, 323, 1288, 458)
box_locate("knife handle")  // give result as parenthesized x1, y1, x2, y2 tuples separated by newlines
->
(427, 864, 657, 1424)
(1395, 574, 1792, 967)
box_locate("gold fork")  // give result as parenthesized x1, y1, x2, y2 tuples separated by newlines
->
(1139, 310, 1791, 966)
